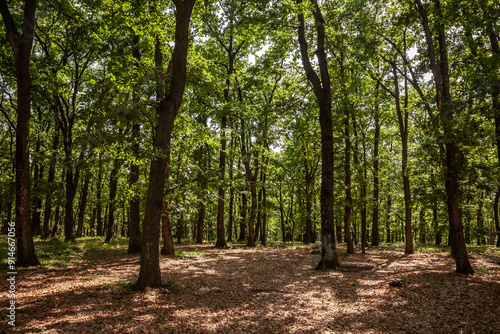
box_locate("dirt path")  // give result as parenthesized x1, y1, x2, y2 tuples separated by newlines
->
(2, 243, 499, 333)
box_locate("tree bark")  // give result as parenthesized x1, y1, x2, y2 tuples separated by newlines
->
(372, 85, 380, 246)
(238, 191, 247, 242)
(42, 131, 59, 239)
(215, 114, 228, 248)
(415, 0, 473, 274)
(31, 139, 42, 236)
(105, 159, 122, 242)
(128, 31, 142, 254)
(135, 0, 196, 290)
(161, 200, 174, 255)
(227, 134, 235, 243)
(76, 171, 90, 237)
(0, 0, 39, 266)
(344, 111, 354, 254)
(297, 0, 339, 269)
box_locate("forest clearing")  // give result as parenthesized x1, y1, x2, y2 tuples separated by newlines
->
(1, 238, 499, 334)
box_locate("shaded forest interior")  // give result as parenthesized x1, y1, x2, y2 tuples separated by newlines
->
(1, 0, 500, 332)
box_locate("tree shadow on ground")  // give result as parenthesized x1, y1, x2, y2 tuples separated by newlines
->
(2, 243, 499, 333)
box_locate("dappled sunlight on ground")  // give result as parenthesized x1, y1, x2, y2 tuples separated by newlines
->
(1, 242, 499, 333)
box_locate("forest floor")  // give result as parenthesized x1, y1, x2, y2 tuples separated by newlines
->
(1, 237, 499, 334)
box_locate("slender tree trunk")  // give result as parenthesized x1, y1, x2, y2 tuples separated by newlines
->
(161, 200, 174, 255)
(279, 183, 285, 242)
(386, 196, 391, 243)
(372, 85, 380, 246)
(51, 205, 60, 237)
(31, 139, 42, 236)
(255, 188, 262, 242)
(76, 172, 90, 237)
(476, 192, 484, 245)
(128, 10, 142, 253)
(344, 111, 354, 254)
(215, 114, 228, 248)
(238, 191, 247, 242)
(196, 178, 208, 244)
(297, 0, 339, 270)
(89, 207, 96, 237)
(415, 0, 473, 274)
(42, 131, 59, 239)
(105, 159, 122, 242)
(227, 135, 234, 243)
(136, 0, 196, 289)
(261, 175, 267, 246)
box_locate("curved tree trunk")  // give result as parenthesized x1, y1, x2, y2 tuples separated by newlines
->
(415, 0, 473, 274)
(297, 0, 339, 270)
(135, 0, 196, 290)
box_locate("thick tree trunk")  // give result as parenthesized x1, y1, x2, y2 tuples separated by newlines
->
(1, 0, 39, 266)
(298, 0, 339, 269)
(135, 0, 195, 290)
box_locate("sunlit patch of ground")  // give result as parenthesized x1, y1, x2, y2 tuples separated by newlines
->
(1, 239, 499, 333)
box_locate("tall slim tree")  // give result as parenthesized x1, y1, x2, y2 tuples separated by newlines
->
(415, 0, 473, 274)
(297, 0, 339, 270)
(135, 0, 196, 290)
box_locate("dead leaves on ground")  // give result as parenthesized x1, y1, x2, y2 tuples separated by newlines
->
(1, 244, 499, 333)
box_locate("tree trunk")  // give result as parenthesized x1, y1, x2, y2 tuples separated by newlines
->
(261, 174, 267, 246)
(344, 111, 354, 254)
(298, 0, 339, 269)
(161, 200, 174, 255)
(0, 0, 39, 266)
(196, 179, 208, 244)
(128, 10, 142, 254)
(215, 114, 228, 248)
(135, 0, 196, 290)
(51, 204, 60, 238)
(227, 136, 234, 243)
(386, 196, 392, 243)
(255, 188, 262, 242)
(279, 183, 285, 242)
(372, 85, 380, 246)
(42, 131, 59, 239)
(76, 171, 90, 237)
(238, 191, 247, 242)
(105, 159, 122, 242)
(476, 192, 484, 245)
(31, 139, 42, 236)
